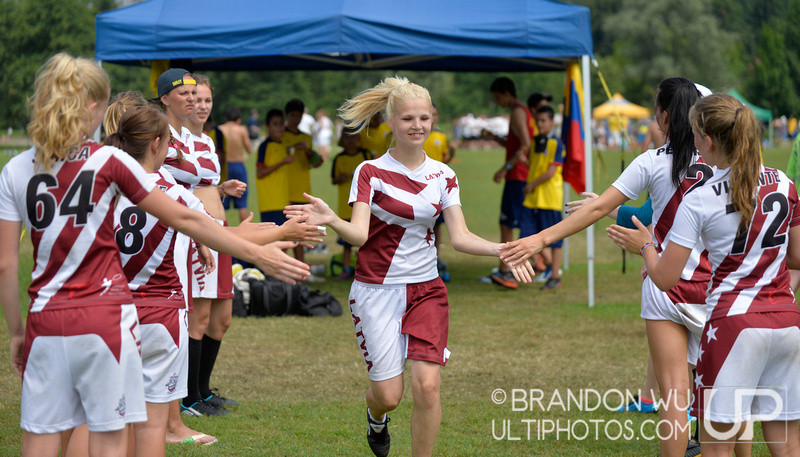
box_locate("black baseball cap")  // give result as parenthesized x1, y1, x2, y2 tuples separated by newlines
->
(156, 68, 195, 98)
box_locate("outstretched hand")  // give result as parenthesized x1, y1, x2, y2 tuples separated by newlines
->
(220, 179, 246, 198)
(498, 235, 546, 266)
(238, 212, 277, 231)
(565, 192, 600, 215)
(283, 193, 336, 226)
(503, 257, 536, 284)
(606, 216, 652, 255)
(254, 241, 311, 285)
(280, 215, 327, 243)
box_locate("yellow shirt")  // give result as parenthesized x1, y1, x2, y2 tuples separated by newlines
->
(331, 149, 372, 219)
(359, 122, 392, 157)
(281, 128, 313, 202)
(523, 135, 564, 211)
(256, 138, 290, 212)
(423, 130, 448, 162)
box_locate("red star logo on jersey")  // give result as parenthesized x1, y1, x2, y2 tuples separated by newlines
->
(431, 202, 442, 217)
(445, 175, 458, 193)
(424, 228, 434, 246)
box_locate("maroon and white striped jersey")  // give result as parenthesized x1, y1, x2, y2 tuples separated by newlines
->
(162, 125, 204, 190)
(190, 133, 221, 187)
(349, 153, 461, 284)
(115, 169, 206, 308)
(670, 166, 800, 320)
(0, 140, 155, 313)
(613, 143, 713, 285)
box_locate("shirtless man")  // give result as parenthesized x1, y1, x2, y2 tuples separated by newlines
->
(219, 107, 253, 222)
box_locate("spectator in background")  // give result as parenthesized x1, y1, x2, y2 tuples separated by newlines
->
(423, 104, 456, 281)
(298, 108, 316, 135)
(482, 76, 537, 289)
(553, 103, 564, 138)
(313, 108, 334, 162)
(256, 109, 292, 227)
(283, 99, 323, 279)
(330, 127, 372, 280)
(522, 105, 564, 290)
(247, 108, 260, 146)
(219, 107, 253, 223)
(359, 112, 393, 158)
(527, 91, 552, 114)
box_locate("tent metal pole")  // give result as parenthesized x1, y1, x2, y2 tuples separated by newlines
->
(582, 55, 594, 308)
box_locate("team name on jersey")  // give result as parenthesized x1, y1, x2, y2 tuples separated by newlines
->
(66, 146, 91, 161)
(713, 171, 782, 197)
(758, 169, 781, 186)
(425, 171, 444, 180)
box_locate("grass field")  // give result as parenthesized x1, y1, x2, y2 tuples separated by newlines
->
(0, 143, 794, 456)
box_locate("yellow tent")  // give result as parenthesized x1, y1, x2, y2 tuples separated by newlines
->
(592, 93, 650, 119)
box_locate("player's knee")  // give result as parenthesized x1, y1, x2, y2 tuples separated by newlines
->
(215, 313, 232, 333)
(412, 376, 440, 405)
(374, 389, 403, 411)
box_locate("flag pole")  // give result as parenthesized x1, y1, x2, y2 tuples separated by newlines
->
(582, 55, 594, 308)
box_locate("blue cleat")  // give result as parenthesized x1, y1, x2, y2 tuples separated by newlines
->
(617, 395, 657, 413)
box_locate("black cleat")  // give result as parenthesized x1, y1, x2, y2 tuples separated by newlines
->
(180, 400, 230, 417)
(204, 388, 239, 410)
(367, 411, 391, 457)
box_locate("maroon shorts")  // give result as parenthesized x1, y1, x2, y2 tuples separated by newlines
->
(349, 277, 449, 381)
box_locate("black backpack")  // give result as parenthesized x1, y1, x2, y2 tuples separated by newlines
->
(233, 274, 343, 318)
(248, 276, 300, 317)
(297, 291, 343, 317)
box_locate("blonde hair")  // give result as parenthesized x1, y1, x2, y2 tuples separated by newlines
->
(338, 76, 431, 133)
(27, 53, 110, 171)
(103, 91, 148, 136)
(105, 106, 170, 164)
(689, 94, 762, 228)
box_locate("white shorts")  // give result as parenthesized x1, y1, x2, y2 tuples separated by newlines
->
(20, 304, 147, 433)
(640, 276, 706, 365)
(694, 312, 800, 423)
(191, 219, 234, 300)
(349, 278, 450, 382)
(174, 232, 192, 311)
(139, 307, 188, 403)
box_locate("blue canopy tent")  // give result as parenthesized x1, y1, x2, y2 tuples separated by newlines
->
(96, 0, 599, 305)
(96, 0, 591, 72)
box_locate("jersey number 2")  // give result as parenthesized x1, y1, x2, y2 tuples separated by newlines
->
(727, 192, 789, 255)
(26, 171, 95, 229)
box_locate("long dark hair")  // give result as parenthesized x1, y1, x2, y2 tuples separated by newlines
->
(655, 78, 701, 187)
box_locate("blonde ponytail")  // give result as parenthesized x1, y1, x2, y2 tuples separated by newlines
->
(27, 53, 110, 171)
(690, 94, 762, 227)
(103, 91, 148, 136)
(338, 76, 431, 132)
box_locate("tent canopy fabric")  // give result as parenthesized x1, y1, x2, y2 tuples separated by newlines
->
(727, 88, 772, 122)
(592, 93, 650, 119)
(95, 0, 592, 72)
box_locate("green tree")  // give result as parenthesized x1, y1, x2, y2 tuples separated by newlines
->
(600, 0, 735, 106)
(746, 23, 800, 115)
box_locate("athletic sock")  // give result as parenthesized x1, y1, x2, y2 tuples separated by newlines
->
(367, 409, 387, 432)
(199, 334, 222, 399)
(182, 337, 203, 407)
